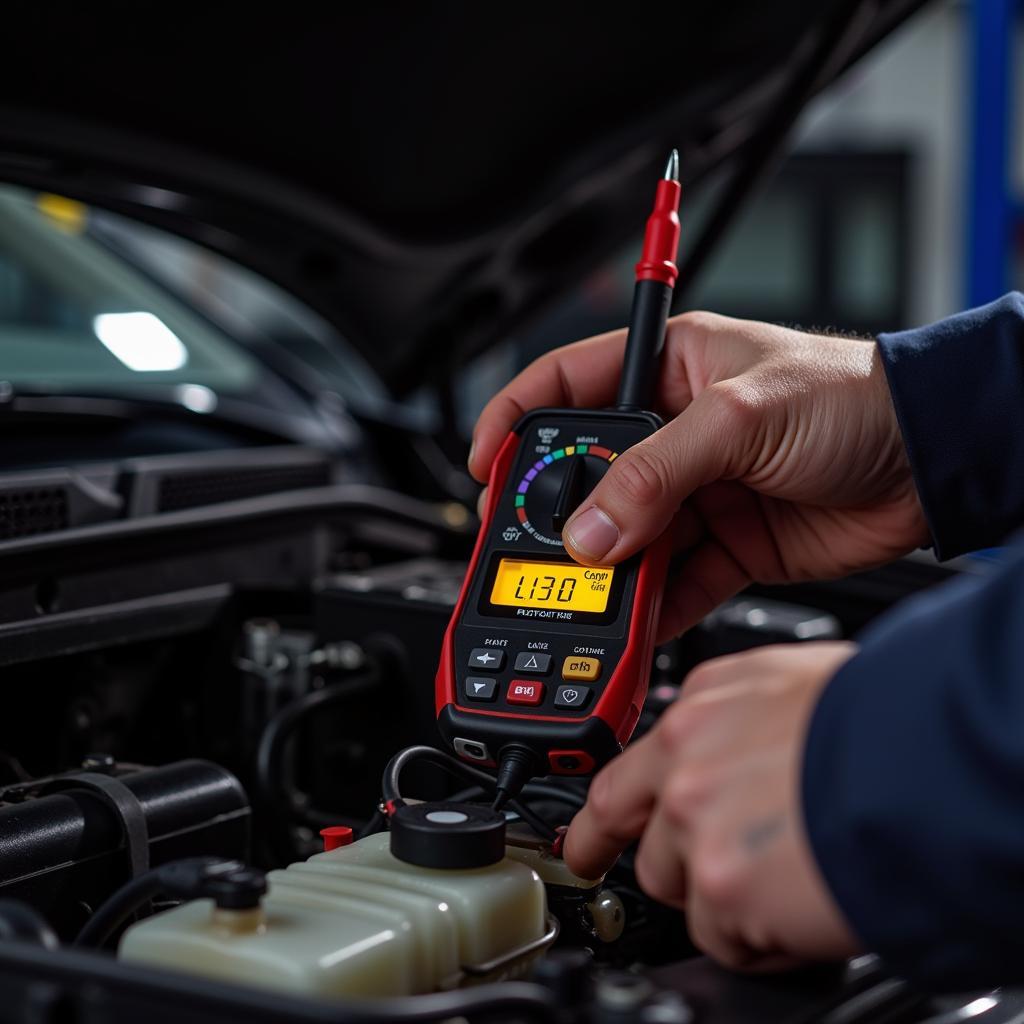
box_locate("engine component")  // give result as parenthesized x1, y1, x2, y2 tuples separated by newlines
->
(504, 824, 627, 948)
(0, 759, 251, 939)
(388, 801, 507, 869)
(313, 559, 467, 812)
(75, 858, 268, 950)
(119, 810, 563, 999)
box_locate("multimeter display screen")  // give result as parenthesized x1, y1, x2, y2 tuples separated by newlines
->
(489, 559, 614, 613)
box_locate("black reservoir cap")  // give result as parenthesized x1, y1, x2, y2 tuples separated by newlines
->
(389, 801, 506, 869)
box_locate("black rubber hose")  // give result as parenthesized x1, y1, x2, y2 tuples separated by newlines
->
(75, 858, 265, 951)
(254, 669, 382, 863)
(73, 871, 164, 950)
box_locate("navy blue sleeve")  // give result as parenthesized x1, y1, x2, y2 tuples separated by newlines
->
(802, 546, 1024, 989)
(878, 292, 1024, 558)
(801, 296, 1024, 989)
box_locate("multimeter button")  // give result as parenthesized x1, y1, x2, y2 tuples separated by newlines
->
(513, 652, 552, 675)
(464, 677, 498, 702)
(468, 648, 505, 671)
(562, 656, 602, 681)
(506, 680, 544, 706)
(554, 685, 592, 710)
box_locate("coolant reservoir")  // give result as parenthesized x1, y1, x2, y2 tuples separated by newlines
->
(119, 802, 554, 998)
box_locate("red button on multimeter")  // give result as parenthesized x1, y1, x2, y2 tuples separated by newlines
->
(436, 153, 681, 784)
(506, 681, 544, 706)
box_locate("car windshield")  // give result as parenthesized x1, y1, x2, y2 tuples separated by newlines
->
(0, 184, 260, 395)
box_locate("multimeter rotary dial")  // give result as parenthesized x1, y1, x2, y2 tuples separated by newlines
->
(512, 444, 619, 546)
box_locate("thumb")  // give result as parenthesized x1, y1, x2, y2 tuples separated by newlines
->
(562, 391, 736, 565)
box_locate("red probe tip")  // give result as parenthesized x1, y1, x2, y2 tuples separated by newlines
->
(664, 148, 679, 182)
(635, 154, 682, 286)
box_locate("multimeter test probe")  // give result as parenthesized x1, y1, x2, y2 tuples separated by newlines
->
(435, 151, 683, 812)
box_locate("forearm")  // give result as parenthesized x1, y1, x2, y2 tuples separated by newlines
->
(802, 543, 1024, 989)
(879, 292, 1024, 558)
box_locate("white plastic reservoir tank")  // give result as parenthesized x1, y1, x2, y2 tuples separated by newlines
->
(119, 830, 553, 998)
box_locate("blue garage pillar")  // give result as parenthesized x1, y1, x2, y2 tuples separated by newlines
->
(965, 0, 1016, 308)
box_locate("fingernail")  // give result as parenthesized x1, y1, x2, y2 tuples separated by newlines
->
(566, 506, 619, 560)
(467, 438, 477, 469)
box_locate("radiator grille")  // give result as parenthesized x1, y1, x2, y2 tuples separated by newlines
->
(0, 487, 69, 540)
(156, 463, 331, 513)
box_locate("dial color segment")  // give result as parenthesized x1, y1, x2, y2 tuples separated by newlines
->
(514, 445, 619, 546)
(490, 559, 614, 613)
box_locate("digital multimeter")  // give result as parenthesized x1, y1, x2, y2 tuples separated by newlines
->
(436, 407, 673, 775)
(436, 152, 682, 781)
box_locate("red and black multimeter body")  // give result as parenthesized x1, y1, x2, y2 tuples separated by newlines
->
(436, 407, 672, 775)
(436, 152, 681, 779)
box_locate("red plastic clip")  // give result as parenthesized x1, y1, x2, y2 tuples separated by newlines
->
(319, 825, 354, 852)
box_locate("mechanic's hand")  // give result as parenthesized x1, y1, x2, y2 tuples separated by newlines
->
(564, 642, 862, 971)
(469, 313, 929, 640)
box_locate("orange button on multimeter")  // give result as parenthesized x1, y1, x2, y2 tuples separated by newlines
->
(435, 152, 681, 782)
(562, 657, 601, 682)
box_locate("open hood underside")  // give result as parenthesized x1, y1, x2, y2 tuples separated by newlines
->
(0, 2, 925, 393)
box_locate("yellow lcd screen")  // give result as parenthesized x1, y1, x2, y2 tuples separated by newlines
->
(489, 560, 614, 614)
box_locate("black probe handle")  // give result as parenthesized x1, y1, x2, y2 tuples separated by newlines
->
(616, 279, 673, 411)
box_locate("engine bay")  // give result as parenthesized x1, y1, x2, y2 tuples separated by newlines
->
(0, 455, 1005, 1023)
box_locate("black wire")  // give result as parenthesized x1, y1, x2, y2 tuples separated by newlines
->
(450, 782, 586, 812)
(254, 669, 381, 863)
(437, 786, 563, 841)
(381, 745, 503, 808)
(356, 807, 387, 840)
(447, 785, 487, 803)
(74, 871, 164, 949)
(508, 800, 558, 842)
(381, 746, 560, 840)
(75, 859, 266, 951)
(523, 782, 586, 811)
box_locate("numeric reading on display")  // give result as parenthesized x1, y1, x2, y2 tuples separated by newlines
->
(516, 574, 575, 602)
(489, 559, 613, 613)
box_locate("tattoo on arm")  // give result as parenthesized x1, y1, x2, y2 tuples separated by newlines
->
(743, 814, 786, 853)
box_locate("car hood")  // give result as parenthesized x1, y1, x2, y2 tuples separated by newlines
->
(0, 2, 924, 395)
